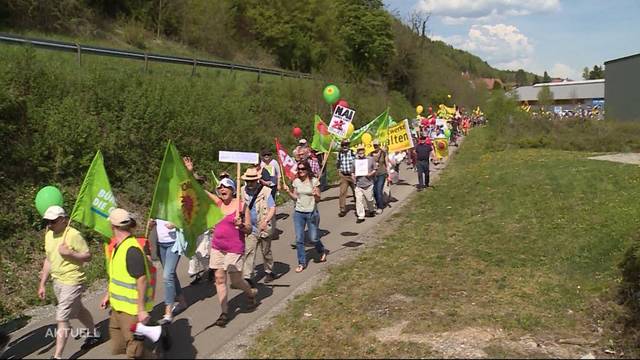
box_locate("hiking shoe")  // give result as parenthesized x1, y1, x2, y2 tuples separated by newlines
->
(356, 218, 365, 223)
(246, 278, 257, 289)
(338, 211, 346, 217)
(190, 273, 202, 285)
(365, 211, 375, 218)
(80, 333, 101, 350)
(264, 272, 278, 283)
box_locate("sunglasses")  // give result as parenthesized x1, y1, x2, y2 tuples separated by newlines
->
(298, 167, 307, 171)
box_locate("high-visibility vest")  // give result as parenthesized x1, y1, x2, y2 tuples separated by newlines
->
(107, 237, 157, 301)
(263, 163, 276, 177)
(108, 236, 154, 315)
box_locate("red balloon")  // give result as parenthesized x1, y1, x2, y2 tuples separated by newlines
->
(336, 99, 349, 109)
(292, 127, 303, 138)
(317, 121, 329, 136)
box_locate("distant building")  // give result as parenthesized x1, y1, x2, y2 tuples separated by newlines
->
(513, 79, 604, 113)
(604, 53, 640, 121)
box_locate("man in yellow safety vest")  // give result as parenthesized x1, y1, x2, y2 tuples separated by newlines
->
(100, 208, 154, 359)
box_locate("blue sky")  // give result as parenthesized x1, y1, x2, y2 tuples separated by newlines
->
(385, 0, 640, 79)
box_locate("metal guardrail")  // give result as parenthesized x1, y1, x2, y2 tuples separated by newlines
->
(0, 33, 313, 80)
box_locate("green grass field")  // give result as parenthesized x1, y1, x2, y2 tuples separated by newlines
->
(248, 128, 640, 358)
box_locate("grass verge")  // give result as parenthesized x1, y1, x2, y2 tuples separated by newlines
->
(248, 128, 640, 358)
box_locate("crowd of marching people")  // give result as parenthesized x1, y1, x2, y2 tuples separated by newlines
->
(27, 101, 483, 359)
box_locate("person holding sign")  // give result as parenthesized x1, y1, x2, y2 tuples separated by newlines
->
(38, 206, 100, 359)
(352, 145, 377, 223)
(282, 161, 328, 273)
(336, 139, 356, 217)
(208, 177, 258, 326)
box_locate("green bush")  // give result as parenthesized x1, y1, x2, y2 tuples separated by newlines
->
(484, 91, 640, 152)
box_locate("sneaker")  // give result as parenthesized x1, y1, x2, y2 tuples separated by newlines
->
(81, 333, 101, 350)
(190, 273, 202, 285)
(264, 272, 278, 283)
(158, 315, 172, 325)
(356, 218, 365, 223)
(376, 209, 383, 215)
(338, 210, 346, 217)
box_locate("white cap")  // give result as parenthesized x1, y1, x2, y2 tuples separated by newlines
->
(43, 205, 66, 220)
(217, 177, 236, 193)
(299, 139, 308, 144)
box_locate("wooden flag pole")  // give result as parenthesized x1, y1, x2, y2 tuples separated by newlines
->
(319, 139, 335, 177)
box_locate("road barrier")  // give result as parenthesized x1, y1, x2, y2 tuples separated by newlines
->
(0, 33, 312, 80)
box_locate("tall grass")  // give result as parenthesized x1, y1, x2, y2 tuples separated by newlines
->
(484, 91, 640, 152)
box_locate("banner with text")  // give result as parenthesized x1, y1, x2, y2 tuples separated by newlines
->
(387, 119, 415, 153)
(328, 105, 355, 138)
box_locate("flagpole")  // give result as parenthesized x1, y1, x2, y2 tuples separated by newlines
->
(147, 141, 171, 239)
(236, 163, 241, 218)
(319, 139, 334, 177)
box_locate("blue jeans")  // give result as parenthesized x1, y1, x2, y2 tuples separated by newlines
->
(293, 210, 325, 266)
(158, 242, 182, 306)
(373, 174, 387, 209)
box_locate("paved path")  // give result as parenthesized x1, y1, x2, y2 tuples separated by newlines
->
(588, 153, 640, 166)
(1, 149, 458, 359)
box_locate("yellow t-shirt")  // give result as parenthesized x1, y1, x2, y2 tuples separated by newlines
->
(45, 227, 89, 285)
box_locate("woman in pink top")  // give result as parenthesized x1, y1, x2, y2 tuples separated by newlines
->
(184, 158, 257, 327)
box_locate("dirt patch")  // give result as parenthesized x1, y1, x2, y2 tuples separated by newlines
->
(373, 321, 598, 358)
(588, 153, 640, 166)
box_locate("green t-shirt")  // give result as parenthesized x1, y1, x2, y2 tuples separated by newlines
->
(292, 177, 320, 213)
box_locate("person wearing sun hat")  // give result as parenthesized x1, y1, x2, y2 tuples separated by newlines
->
(37, 205, 100, 359)
(352, 144, 377, 223)
(241, 167, 277, 287)
(293, 138, 311, 162)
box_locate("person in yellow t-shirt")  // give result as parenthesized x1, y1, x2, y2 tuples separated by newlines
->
(38, 206, 100, 359)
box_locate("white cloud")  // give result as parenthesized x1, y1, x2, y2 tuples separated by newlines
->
(416, 0, 560, 21)
(434, 24, 534, 70)
(550, 63, 580, 80)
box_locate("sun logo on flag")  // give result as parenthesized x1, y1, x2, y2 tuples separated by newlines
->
(180, 181, 198, 224)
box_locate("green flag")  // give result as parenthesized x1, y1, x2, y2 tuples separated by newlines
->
(349, 108, 391, 145)
(311, 115, 335, 153)
(150, 141, 224, 257)
(210, 170, 220, 188)
(70, 150, 117, 240)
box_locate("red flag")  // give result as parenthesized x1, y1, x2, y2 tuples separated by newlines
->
(275, 138, 297, 181)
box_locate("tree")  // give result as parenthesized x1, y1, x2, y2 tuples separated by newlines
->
(582, 67, 590, 80)
(532, 75, 540, 85)
(515, 69, 527, 86)
(542, 71, 551, 83)
(408, 10, 430, 38)
(588, 65, 604, 79)
(537, 86, 554, 109)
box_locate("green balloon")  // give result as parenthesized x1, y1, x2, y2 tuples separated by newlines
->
(323, 85, 341, 105)
(444, 129, 451, 138)
(35, 185, 64, 216)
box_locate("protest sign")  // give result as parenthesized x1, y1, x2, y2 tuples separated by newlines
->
(354, 159, 369, 177)
(219, 150, 260, 215)
(387, 119, 415, 153)
(328, 105, 355, 138)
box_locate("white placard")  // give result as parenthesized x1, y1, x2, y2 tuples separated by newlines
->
(354, 159, 369, 177)
(218, 151, 259, 164)
(328, 105, 356, 138)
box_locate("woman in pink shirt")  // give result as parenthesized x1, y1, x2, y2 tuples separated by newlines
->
(184, 158, 257, 327)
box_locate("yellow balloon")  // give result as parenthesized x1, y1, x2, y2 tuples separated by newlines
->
(447, 94, 452, 99)
(416, 105, 424, 115)
(362, 133, 373, 144)
(345, 122, 354, 138)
